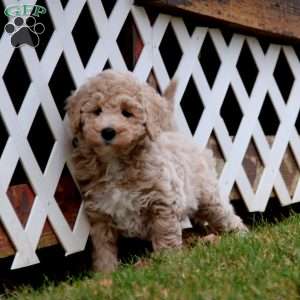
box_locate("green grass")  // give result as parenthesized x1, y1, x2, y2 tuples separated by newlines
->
(5, 214, 300, 300)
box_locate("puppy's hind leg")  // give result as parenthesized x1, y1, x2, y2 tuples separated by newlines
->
(193, 181, 248, 234)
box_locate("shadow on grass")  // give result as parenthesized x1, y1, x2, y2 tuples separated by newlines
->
(0, 237, 152, 295)
(233, 197, 300, 226)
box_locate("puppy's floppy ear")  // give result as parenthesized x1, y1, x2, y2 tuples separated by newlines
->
(65, 90, 83, 136)
(163, 79, 177, 113)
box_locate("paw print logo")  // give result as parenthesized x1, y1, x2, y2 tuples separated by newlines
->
(4, 16, 45, 48)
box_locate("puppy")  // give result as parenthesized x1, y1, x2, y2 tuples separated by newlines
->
(66, 70, 247, 272)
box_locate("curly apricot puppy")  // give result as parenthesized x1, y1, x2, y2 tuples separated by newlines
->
(66, 70, 247, 273)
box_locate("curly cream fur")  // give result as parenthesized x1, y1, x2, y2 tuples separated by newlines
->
(66, 70, 247, 273)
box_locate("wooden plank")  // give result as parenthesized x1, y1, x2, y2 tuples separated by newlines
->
(135, 0, 300, 41)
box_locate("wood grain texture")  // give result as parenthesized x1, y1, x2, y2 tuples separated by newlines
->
(135, 0, 300, 41)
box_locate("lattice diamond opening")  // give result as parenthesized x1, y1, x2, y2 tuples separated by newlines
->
(0, 1, 8, 38)
(0, 113, 8, 158)
(273, 50, 295, 102)
(117, 12, 143, 71)
(27, 106, 55, 173)
(199, 32, 221, 88)
(159, 23, 182, 78)
(180, 77, 204, 135)
(220, 85, 243, 138)
(221, 28, 234, 46)
(236, 40, 258, 96)
(230, 183, 242, 201)
(280, 145, 300, 197)
(54, 166, 82, 230)
(259, 39, 269, 54)
(60, 0, 69, 9)
(33, 0, 55, 60)
(147, 70, 160, 92)
(38, 218, 59, 249)
(49, 53, 75, 119)
(72, 3, 99, 67)
(184, 16, 200, 37)
(6, 160, 36, 228)
(102, 0, 117, 18)
(295, 45, 300, 62)
(242, 139, 264, 193)
(296, 113, 300, 135)
(103, 60, 112, 71)
(3, 49, 31, 114)
(144, 7, 159, 27)
(258, 93, 280, 146)
(207, 131, 225, 178)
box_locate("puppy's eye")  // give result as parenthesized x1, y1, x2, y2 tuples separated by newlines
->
(122, 110, 133, 118)
(94, 108, 102, 116)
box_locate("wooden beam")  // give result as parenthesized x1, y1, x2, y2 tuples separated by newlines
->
(135, 0, 300, 41)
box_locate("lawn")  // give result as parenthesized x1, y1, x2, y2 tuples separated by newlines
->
(4, 214, 300, 300)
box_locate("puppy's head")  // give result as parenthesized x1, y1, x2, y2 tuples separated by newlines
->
(66, 70, 176, 158)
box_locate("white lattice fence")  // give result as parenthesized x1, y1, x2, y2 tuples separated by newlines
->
(0, 0, 300, 269)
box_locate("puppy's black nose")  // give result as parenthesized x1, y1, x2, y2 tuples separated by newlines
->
(101, 127, 116, 141)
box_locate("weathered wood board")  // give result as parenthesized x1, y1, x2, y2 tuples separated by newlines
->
(136, 0, 300, 41)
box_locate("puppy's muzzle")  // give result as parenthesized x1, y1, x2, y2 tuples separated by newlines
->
(101, 127, 116, 142)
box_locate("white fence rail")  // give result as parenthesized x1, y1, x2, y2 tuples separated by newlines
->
(0, 0, 300, 269)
